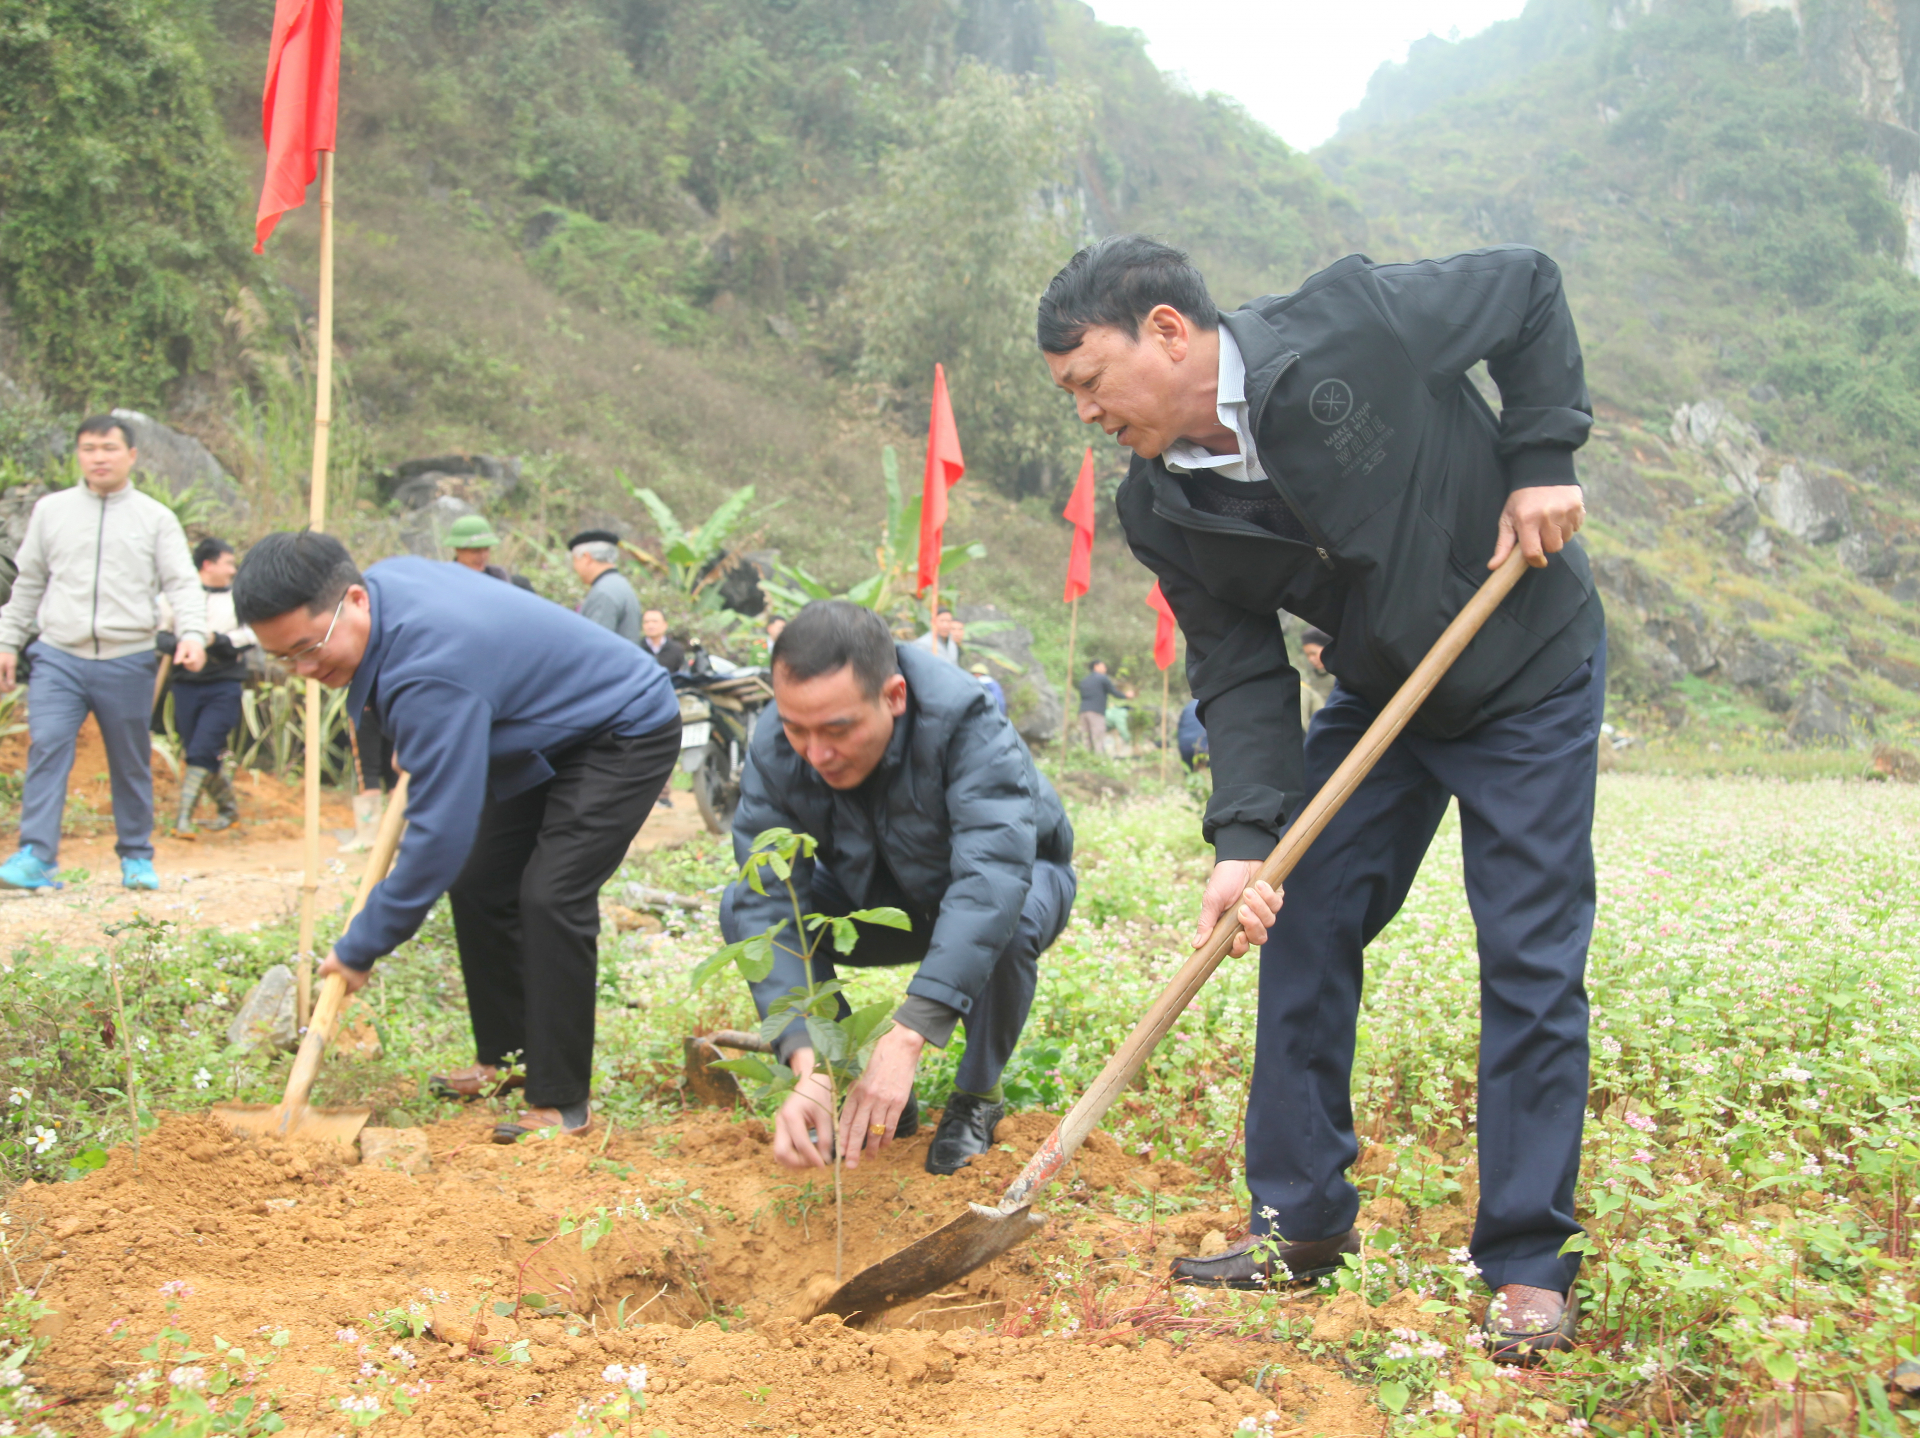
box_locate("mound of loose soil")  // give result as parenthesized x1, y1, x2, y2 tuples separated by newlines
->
(8, 1111, 1382, 1437)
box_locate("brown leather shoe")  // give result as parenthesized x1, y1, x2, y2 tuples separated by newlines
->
(1485, 1284, 1578, 1363)
(1171, 1228, 1361, 1290)
(429, 1064, 524, 1100)
(491, 1104, 592, 1144)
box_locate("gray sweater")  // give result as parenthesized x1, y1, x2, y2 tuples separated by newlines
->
(578, 568, 641, 644)
(0, 482, 205, 660)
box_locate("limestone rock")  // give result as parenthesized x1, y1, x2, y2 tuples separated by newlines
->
(226, 964, 298, 1052)
(358, 1127, 432, 1175)
(955, 603, 1064, 745)
(398, 494, 479, 557)
(378, 453, 521, 508)
(1670, 399, 1765, 495)
(110, 408, 249, 521)
(1786, 682, 1863, 747)
(1763, 463, 1852, 543)
(1839, 529, 1897, 578)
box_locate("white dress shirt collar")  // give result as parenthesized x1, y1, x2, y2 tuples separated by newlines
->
(1162, 325, 1267, 483)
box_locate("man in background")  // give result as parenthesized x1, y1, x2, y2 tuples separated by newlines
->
(165, 537, 256, 836)
(723, 601, 1076, 1176)
(1298, 626, 1333, 726)
(969, 660, 1007, 715)
(641, 608, 684, 673)
(569, 530, 641, 643)
(0, 416, 206, 891)
(448, 514, 535, 593)
(1076, 659, 1131, 752)
(1177, 698, 1208, 771)
(912, 607, 959, 664)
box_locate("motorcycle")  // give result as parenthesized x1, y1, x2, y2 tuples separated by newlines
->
(672, 647, 774, 835)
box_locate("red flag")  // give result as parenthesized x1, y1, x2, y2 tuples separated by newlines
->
(1146, 582, 1177, 670)
(254, 0, 342, 253)
(916, 363, 966, 596)
(1062, 447, 1096, 603)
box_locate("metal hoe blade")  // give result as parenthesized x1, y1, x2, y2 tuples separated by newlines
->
(818, 1202, 1045, 1320)
(209, 1101, 370, 1145)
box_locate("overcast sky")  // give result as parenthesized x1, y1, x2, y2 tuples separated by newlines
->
(1084, 0, 1533, 152)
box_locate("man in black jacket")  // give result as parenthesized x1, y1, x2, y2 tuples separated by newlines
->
(720, 600, 1076, 1176)
(1038, 236, 1602, 1361)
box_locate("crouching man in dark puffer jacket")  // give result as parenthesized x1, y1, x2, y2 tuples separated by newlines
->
(721, 600, 1076, 1176)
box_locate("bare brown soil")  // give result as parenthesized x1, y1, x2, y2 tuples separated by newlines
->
(8, 1111, 1387, 1437)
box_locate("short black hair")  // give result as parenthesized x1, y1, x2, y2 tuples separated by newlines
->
(935, 607, 953, 618)
(1301, 628, 1333, 647)
(75, 414, 135, 448)
(193, 537, 234, 569)
(1036, 235, 1219, 354)
(233, 531, 363, 625)
(771, 600, 898, 700)
(1089, 659, 1107, 671)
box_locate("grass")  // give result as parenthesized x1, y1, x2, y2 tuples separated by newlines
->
(2, 766, 1918, 1434)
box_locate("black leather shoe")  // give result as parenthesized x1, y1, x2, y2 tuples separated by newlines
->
(1485, 1285, 1578, 1364)
(926, 1092, 1004, 1174)
(1171, 1228, 1361, 1290)
(896, 1091, 921, 1139)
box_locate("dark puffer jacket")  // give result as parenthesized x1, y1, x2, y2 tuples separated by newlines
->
(1117, 245, 1605, 861)
(726, 642, 1073, 1020)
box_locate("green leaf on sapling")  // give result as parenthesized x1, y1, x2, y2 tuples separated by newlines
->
(690, 941, 753, 990)
(841, 1000, 896, 1052)
(806, 1015, 849, 1067)
(847, 906, 911, 930)
(830, 916, 858, 955)
(710, 1056, 777, 1083)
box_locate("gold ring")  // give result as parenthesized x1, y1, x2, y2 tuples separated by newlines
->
(870, 1123, 887, 1135)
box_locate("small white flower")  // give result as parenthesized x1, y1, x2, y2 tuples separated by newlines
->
(619, 1364, 646, 1394)
(335, 1328, 360, 1345)
(167, 1366, 207, 1391)
(192, 1068, 212, 1090)
(7, 1086, 28, 1106)
(28, 1127, 55, 1156)
(1431, 1390, 1465, 1415)
(135, 1036, 150, 1052)
(388, 1345, 416, 1369)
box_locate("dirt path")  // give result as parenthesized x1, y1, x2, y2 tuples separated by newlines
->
(8, 1112, 1390, 1437)
(0, 721, 713, 952)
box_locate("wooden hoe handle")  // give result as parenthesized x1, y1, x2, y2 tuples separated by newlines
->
(999, 552, 1531, 1211)
(278, 774, 410, 1114)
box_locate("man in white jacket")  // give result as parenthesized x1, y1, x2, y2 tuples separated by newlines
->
(0, 416, 207, 891)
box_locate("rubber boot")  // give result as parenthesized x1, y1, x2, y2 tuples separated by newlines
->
(203, 769, 239, 831)
(339, 790, 381, 853)
(175, 765, 211, 838)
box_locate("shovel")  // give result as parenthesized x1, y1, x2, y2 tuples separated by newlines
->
(212, 773, 410, 1144)
(818, 552, 1531, 1320)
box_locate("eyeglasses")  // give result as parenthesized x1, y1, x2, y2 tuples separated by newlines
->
(267, 597, 345, 664)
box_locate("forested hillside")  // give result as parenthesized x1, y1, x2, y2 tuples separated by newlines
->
(2, 0, 1918, 749)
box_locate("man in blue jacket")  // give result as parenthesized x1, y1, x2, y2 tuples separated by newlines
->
(234, 532, 680, 1142)
(721, 601, 1076, 1175)
(1038, 236, 1600, 1361)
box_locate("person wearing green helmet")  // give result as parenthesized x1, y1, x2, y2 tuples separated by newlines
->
(445, 514, 534, 594)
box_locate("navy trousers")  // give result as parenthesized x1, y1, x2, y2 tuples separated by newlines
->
(1246, 637, 1604, 1294)
(172, 680, 244, 773)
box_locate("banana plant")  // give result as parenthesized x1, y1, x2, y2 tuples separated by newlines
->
(621, 475, 771, 603)
(763, 446, 984, 622)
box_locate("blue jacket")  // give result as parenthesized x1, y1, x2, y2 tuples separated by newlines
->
(726, 643, 1072, 1022)
(335, 557, 678, 969)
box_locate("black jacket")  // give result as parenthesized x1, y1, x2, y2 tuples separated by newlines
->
(1118, 246, 1604, 862)
(644, 635, 685, 673)
(727, 643, 1073, 1029)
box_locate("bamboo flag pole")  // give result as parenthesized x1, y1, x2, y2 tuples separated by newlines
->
(1060, 595, 1079, 760)
(296, 149, 337, 1032)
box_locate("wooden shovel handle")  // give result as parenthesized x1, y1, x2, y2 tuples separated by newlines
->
(999, 552, 1530, 1211)
(279, 773, 409, 1113)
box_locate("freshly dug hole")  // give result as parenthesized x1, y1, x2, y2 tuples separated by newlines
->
(8, 1111, 1379, 1436)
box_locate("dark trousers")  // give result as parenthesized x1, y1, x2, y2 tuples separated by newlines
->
(1247, 638, 1605, 1294)
(447, 720, 680, 1108)
(721, 859, 1076, 1095)
(172, 680, 244, 774)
